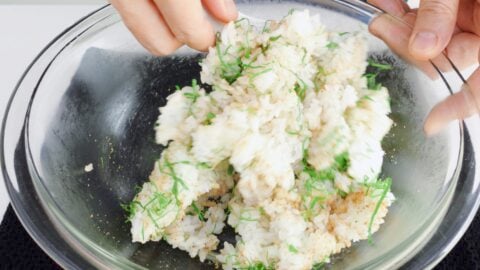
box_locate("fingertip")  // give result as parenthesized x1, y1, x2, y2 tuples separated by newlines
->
(173, 21, 216, 51)
(408, 31, 441, 60)
(195, 32, 216, 52)
(112, 0, 183, 56)
(222, 0, 239, 21)
(424, 86, 479, 136)
(424, 103, 450, 137)
(154, 0, 218, 51)
(203, 0, 238, 23)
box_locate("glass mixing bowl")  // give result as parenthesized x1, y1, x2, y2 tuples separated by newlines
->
(2, 0, 480, 269)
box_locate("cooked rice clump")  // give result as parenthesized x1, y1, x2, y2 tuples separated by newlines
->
(127, 10, 394, 270)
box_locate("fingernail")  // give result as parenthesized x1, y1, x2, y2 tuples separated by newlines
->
(410, 32, 438, 55)
(223, 0, 238, 19)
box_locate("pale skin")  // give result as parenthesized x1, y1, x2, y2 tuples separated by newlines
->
(109, 0, 238, 54)
(369, 0, 480, 136)
(111, 0, 480, 136)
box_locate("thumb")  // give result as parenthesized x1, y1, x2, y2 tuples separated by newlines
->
(409, 0, 459, 60)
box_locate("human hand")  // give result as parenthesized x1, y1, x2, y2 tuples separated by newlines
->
(368, 0, 480, 136)
(110, 0, 238, 55)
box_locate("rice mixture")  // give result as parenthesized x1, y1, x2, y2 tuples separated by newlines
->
(125, 10, 394, 270)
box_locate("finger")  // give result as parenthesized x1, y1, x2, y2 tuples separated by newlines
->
(368, 0, 410, 17)
(110, 0, 181, 56)
(202, 0, 238, 23)
(369, 12, 439, 78)
(409, 0, 459, 60)
(153, 0, 216, 51)
(424, 68, 480, 136)
(457, 0, 480, 36)
(446, 33, 480, 69)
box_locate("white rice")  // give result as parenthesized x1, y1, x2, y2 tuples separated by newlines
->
(127, 10, 394, 270)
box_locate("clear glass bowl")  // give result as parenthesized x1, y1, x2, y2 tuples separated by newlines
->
(2, 1, 480, 269)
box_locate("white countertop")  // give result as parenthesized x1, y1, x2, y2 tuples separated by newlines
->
(0, 4, 103, 219)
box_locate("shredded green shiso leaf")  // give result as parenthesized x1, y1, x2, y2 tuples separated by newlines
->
(216, 34, 245, 85)
(326, 41, 339, 50)
(158, 158, 189, 202)
(366, 177, 392, 244)
(299, 140, 356, 220)
(121, 190, 175, 230)
(288, 244, 299, 254)
(190, 201, 206, 221)
(364, 59, 393, 90)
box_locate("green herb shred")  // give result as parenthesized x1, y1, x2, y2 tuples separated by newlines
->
(196, 162, 212, 169)
(216, 34, 244, 84)
(206, 112, 216, 121)
(334, 152, 349, 172)
(183, 79, 201, 103)
(262, 20, 271, 33)
(326, 42, 339, 50)
(337, 189, 348, 198)
(227, 164, 235, 176)
(121, 200, 142, 222)
(269, 35, 281, 42)
(246, 261, 272, 270)
(191, 202, 205, 221)
(365, 73, 382, 90)
(364, 59, 393, 91)
(294, 82, 306, 101)
(367, 177, 392, 244)
(183, 92, 200, 102)
(158, 158, 189, 202)
(234, 17, 249, 26)
(367, 59, 393, 70)
(288, 244, 299, 254)
(312, 261, 326, 270)
(191, 78, 198, 89)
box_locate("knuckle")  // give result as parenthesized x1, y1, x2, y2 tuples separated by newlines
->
(421, 0, 456, 19)
(173, 28, 196, 45)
